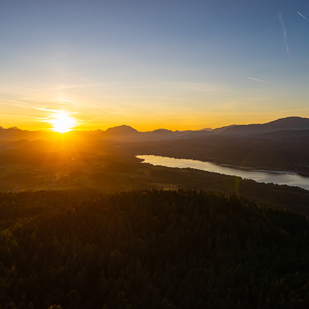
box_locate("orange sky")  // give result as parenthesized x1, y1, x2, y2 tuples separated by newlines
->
(1, 106, 303, 132)
(1, 1, 309, 132)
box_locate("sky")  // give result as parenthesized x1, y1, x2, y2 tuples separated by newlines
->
(1, 0, 309, 131)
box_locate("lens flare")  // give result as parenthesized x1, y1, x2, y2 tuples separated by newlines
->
(50, 111, 76, 133)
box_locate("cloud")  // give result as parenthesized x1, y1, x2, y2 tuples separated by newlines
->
(248, 77, 278, 86)
(279, 12, 291, 59)
(297, 11, 309, 22)
(0, 113, 42, 120)
(50, 83, 114, 90)
(36, 107, 60, 113)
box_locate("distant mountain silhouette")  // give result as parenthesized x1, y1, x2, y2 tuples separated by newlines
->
(0, 128, 46, 141)
(1, 116, 309, 142)
(151, 129, 174, 134)
(211, 125, 237, 134)
(104, 125, 139, 135)
(216, 117, 309, 135)
(100, 125, 140, 141)
(101, 126, 204, 141)
(0, 139, 30, 151)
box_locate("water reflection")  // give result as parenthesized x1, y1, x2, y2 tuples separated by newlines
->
(137, 155, 309, 191)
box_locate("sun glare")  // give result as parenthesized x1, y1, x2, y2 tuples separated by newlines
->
(50, 111, 76, 133)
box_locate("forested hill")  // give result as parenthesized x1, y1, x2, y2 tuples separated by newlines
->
(1, 189, 309, 308)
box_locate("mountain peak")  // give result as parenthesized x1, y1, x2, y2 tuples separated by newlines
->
(104, 125, 139, 135)
(218, 116, 309, 135)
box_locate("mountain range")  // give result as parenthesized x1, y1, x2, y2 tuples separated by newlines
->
(215, 116, 309, 135)
(1, 116, 309, 142)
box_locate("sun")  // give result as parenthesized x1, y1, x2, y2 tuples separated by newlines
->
(50, 111, 76, 133)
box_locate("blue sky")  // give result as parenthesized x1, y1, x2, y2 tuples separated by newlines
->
(0, 0, 309, 130)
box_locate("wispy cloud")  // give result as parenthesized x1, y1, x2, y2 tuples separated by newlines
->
(37, 107, 63, 113)
(36, 107, 77, 115)
(297, 11, 309, 21)
(279, 12, 291, 59)
(248, 77, 278, 86)
(50, 83, 114, 90)
(0, 113, 42, 120)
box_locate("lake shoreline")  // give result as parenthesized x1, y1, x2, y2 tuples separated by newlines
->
(137, 155, 309, 191)
(137, 154, 301, 177)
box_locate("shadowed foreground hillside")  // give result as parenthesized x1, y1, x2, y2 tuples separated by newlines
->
(1, 190, 309, 308)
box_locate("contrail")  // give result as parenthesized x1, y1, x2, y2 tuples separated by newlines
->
(279, 12, 291, 59)
(248, 77, 278, 86)
(297, 11, 309, 21)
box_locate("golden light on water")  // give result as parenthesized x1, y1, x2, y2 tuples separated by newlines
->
(50, 111, 76, 133)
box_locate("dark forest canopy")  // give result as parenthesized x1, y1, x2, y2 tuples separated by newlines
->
(1, 189, 309, 308)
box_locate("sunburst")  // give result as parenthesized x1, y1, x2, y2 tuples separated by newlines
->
(50, 111, 76, 133)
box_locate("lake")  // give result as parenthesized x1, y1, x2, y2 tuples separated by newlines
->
(137, 155, 309, 191)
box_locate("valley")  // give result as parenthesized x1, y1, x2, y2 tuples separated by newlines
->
(2, 117, 309, 308)
(1, 117, 309, 215)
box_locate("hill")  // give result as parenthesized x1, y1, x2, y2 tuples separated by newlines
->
(217, 116, 309, 136)
(103, 125, 139, 137)
(1, 116, 309, 142)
